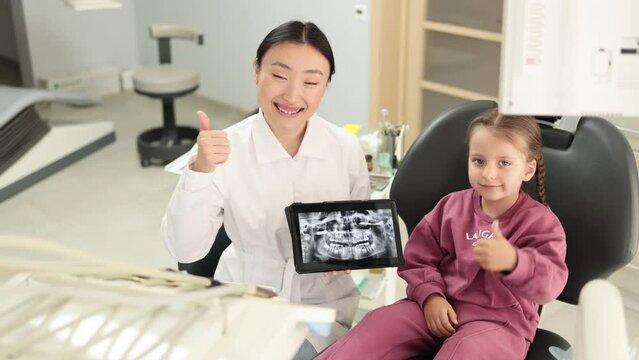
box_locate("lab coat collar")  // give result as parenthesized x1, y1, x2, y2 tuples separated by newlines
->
(252, 110, 329, 163)
(296, 113, 329, 160)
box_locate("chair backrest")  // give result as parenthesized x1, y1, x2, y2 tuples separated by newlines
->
(177, 226, 232, 278)
(390, 100, 639, 304)
(148, 24, 203, 64)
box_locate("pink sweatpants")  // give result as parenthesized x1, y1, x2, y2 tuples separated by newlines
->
(316, 299, 530, 360)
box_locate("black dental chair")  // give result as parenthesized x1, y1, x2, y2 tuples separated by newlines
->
(177, 226, 232, 278)
(392, 100, 639, 359)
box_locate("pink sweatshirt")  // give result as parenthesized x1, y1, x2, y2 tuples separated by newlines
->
(398, 189, 568, 341)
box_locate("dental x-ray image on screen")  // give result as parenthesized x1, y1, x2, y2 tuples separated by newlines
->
(299, 210, 397, 263)
(286, 200, 404, 273)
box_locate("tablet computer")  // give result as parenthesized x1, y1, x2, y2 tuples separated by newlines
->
(285, 199, 404, 274)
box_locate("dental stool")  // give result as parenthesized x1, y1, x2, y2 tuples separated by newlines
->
(133, 24, 203, 167)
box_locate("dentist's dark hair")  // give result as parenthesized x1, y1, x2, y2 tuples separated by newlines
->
(255, 20, 335, 82)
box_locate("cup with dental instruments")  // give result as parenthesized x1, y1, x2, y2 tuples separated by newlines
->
(361, 109, 406, 193)
(376, 109, 406, 176)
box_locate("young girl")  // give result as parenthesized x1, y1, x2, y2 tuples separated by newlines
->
(316, 110, 568, 359)
(161, 21, 369, 359)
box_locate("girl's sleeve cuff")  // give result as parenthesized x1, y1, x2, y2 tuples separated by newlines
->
(502, 249, 533, 286)
(411, 282, 446, 309)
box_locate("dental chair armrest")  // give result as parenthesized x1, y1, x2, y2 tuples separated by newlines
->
(574, 279, 630, 360)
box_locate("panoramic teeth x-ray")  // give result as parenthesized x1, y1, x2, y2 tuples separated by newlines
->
(299, 210, 397, 263)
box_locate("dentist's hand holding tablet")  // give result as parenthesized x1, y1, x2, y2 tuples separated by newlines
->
(191, 111, 230, 173)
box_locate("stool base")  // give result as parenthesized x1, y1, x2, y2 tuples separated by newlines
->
(137, 126, 198, 167)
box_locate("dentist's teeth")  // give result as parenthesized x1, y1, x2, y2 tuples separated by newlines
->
(276, 103, 301, 115)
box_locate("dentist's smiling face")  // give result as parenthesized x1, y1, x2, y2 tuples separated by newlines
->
(254, 41, 330, 133)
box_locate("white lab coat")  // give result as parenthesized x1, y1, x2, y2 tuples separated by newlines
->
(161, 111, 370, 350)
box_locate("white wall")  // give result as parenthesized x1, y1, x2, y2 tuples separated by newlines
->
(133, 0, 371, 129)
(12, 0, 139, 86)
(0, 1, 18, 61)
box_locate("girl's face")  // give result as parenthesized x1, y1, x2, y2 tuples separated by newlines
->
(254, 41, 330, 133)
(468, 128, 537, 214)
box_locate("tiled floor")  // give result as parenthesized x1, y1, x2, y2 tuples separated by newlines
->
(0, 90, 246, 271)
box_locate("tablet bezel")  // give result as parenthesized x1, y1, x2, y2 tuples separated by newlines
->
(285, 199, 405, 274)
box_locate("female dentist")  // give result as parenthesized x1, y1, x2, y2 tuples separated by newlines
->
(161, 20, 370, 357)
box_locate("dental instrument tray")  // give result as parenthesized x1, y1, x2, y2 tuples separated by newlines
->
(285, 199, 404, 274)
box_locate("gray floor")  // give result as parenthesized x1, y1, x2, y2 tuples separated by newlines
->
(0, 90, 246, 270)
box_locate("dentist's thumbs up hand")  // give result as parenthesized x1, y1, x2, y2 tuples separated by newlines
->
(474, 220, 518, 272)
(191, 111, 230, 173)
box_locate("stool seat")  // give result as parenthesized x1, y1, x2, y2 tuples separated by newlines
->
(133, 65, 198, 95)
